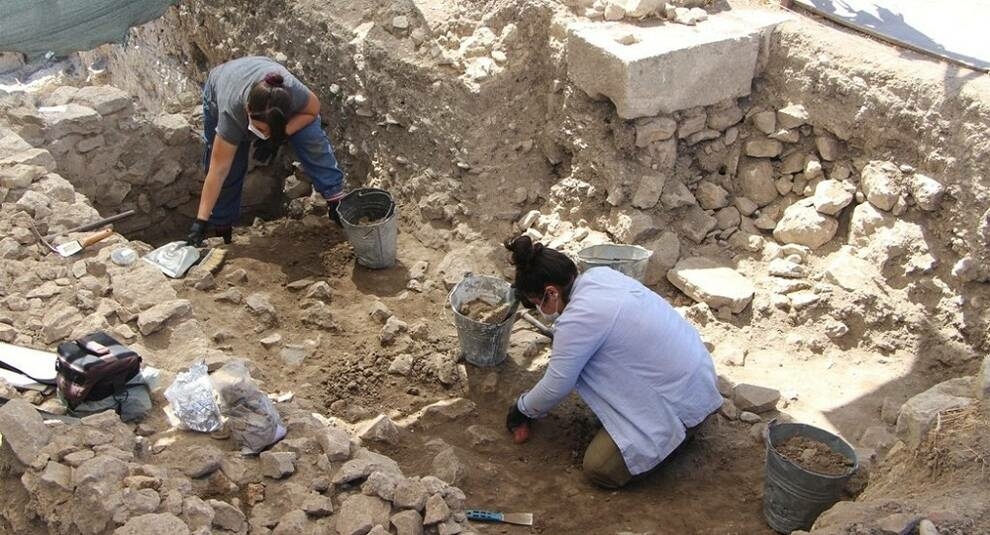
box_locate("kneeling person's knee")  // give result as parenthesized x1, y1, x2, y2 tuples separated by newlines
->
(583, 433, 632, 489)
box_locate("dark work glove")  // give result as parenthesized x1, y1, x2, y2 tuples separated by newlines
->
(252, 138, 279, 165)
(505, 402, 532, 432)
(186, 218, 208, 247)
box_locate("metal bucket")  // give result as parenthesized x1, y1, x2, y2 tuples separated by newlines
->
(337, 188, 398, 269)
(763, 421, 859, 533)
(449, 275, 518, 367)
(576, 244, 653, 282)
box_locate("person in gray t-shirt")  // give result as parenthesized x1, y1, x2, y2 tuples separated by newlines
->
(186, 56, 345, 245)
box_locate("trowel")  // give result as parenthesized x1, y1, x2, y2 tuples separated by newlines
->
(33, 226, 114, 257)
(466, 510, 534, 526)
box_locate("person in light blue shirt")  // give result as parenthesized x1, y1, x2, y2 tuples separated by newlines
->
(504, 235, 722, 488)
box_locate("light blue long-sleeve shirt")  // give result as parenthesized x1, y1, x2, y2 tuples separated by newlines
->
(517, 267, 722, 475)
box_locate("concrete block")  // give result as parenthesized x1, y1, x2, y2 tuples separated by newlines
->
(568, 10, 789, 118)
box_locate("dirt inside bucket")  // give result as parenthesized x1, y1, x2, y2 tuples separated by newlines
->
(776, 436, 855, 476)
(459, 298, 512, 324)
(356, 215, 386, 225)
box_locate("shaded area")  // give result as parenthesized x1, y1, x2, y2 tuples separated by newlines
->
(794, 0, 990, 72)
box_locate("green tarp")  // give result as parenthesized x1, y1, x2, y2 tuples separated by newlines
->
(0, 0, 179, 58)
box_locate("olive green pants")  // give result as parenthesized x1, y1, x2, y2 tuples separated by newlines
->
(582, 419, 707, 489)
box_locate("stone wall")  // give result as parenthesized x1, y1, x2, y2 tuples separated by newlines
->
(3, 84, 301, 241)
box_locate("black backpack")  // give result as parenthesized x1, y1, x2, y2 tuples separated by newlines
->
(56, 331, 142, 411)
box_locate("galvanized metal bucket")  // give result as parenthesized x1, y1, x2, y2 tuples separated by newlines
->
(449, 274, 518, 367)
(337, 188, 397, 269)
(763, 421, 859, 533)
(575, 243, 653, 282)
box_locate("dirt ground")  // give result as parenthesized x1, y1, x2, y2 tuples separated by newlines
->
(170, 217, 774, 534)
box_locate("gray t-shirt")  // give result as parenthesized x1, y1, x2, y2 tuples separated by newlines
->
(205, 56, 310, 144)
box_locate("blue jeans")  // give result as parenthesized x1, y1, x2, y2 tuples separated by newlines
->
(202, 93, 344, 226)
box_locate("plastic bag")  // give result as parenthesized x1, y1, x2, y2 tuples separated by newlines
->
(163, 362, 223, 432)
(210, 360, 286, 454)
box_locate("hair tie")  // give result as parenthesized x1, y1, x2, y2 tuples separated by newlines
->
(263, 72, 284, 87)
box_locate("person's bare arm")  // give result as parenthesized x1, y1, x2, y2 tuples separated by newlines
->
(196, 135, 238, 220)
(286, 89, 320, 136)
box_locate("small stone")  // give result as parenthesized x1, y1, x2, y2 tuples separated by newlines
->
(910, 173, 945, 211)
(719, 399, 739, 420)
(751, 111, 776, 135)
(635, 117, 677, 147)
(733, 384, 781, 414)
(225, 269, 248, 284)
(303, 493, 334, 517)
(260, 451, 296, 479)
(182, 496, 215, 529)
(812, 179, 854, 216)
(260, 333, 282, 348)
(745, 138, 783, 158)
(695, 181, 729, 210)
(357, 415, 401, 446)
(860, 161, 903, 212)
(739, 411, 761, 424)
(393, 478, 429, 511)
(392, 15, 410, 30)
(114, 513, 190, 535)
(424, 493, 451, 525)
(208, 499, 246, 533)
(388, 354, 414, 375)
(391, 510, 424, 535)
(380, 316, 408, 345)
(815, 135, 840, 161)
(183, 445, 223, 478)
(773, 200, 839, 250)
(336, 495, 392, 535)
(776, 104, 808, 129)
(304, 281, 333, 302)
(245, 293, 278, 327)
(431, 448, 466, 485)
(216, 288, 243, 304)
(0, 398, 52, 465)
(738, 159, 777, 206)
(316, 426, 352, 461)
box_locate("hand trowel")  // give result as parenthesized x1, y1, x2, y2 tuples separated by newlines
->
(466, 510, 534, 526)
(33, 227, 114, 257)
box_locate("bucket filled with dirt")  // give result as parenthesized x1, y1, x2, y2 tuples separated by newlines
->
(336, 188, 397, 269)
(763, 420, 859, 533)
(576, 243, 653, 282)
(449, 274, 518, 367)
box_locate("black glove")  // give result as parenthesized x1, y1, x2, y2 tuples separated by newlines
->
(186, 218, 208, 247)
(252, 138, 279, 164)
(506, 402, 532, 432)
(327, 199, 342, 225)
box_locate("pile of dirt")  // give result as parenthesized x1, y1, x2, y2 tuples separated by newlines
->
(356, 215, 386, 226)
(777, 436, 854, 476)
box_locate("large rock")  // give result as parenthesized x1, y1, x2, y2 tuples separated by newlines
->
(737, 159, 777, 206)
(695, 181, 729, 210)
(896, 381, 975, 447)
(391, 510, 424, 535)
(184, 445, 223, 478)
(114, 513, 190, 535)
(642, 231, 681, 286)
(909, 173, 945, 211)
(812, 180, 853, 216)
(208, 499, 247, 533)
(260, 451, 297, 479)
(773, 200, 839, 249)
(111, 263, 179, 314)
(860, 161, 903, 211)
(393, 479, 429, 511)
(336, 495, 392, 535)
(660, 179, 697, 209)
(733, 384, 780, 413)
(631, 173, 667, 210)
(634, 117, 677, 147)
(823, 249, 882, 293)
(39, 103, 102, 139)
(137, 299, 192, 335)
(606, 210, 658, 243)
(357, 415, 401, 445)
(677, 206, 717, 244)
(567, 10, 787, 118)
(73, 85, 134, 116)
(423, 494, 451, 525)
(316, 425, 352, 461)
(667, 256, 755, 314)
(849, 201, 895, 244)
(0, 398, 51, 465)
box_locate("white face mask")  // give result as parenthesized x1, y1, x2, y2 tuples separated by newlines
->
(537, 291, 560, 324)
(248, 121, 270, 140)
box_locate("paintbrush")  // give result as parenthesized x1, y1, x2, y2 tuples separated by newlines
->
(466, 510, 534, 526)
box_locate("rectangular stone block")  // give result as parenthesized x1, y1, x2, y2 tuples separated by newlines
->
(567, 9, 790, 118)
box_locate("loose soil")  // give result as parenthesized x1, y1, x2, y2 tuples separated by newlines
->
(459, 298, 512, 324)
(776, 436, 854, 476)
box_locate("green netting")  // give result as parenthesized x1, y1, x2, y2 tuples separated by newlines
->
(0, 0, 179, 59)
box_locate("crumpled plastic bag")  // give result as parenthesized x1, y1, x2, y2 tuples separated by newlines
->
(163, 362, 222, 432)
(210, 360, 286, 454)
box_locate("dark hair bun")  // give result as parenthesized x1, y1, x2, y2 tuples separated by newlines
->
(504, 235, 543, 268)
(263, 72, 284, 87)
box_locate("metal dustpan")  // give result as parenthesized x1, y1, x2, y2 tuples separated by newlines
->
(143, 241, 200, 278)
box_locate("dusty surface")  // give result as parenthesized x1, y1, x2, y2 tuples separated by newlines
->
(776, 436, 853, 476)
(1, 0, 989, 534)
